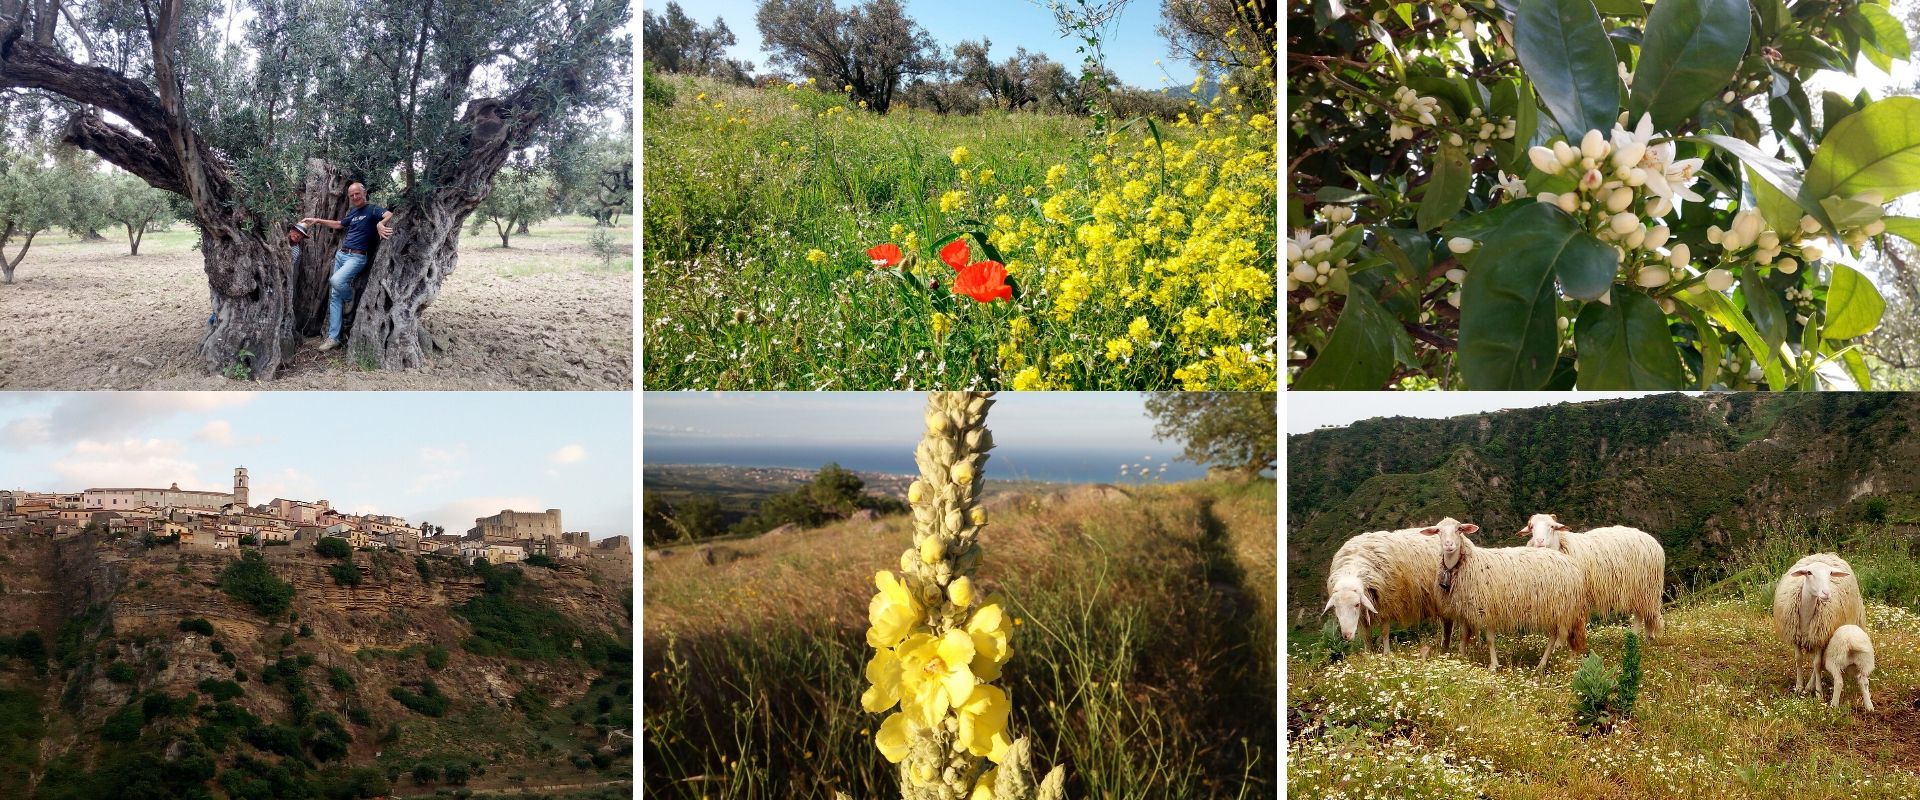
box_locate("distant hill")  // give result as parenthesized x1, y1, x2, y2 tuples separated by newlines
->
(1287, 393, 1920, 621)
(643, 463, 1083, 534)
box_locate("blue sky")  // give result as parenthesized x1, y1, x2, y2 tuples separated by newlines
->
(0, 393, 633, 538)
(654, 0, 1198, 91)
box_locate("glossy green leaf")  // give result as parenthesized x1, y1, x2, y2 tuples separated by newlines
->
(1574, 291, 1686, 389)
(1740, 264, 1789, 355)
(1679, 289, 1786, 389)
(1880, 215, 1920, 246)
(1673, 301, 1721, 389)
(1748, 167, 1802, 234)
(1823, 263, 1885, 340)
(1294, 288, 1413, 390)
(1515, 0, 1623, 136)
(1591, 0, 1645, 15)
(1822, 91, 1858, 135)
(1630, 0, 1750, 131)
(1842, 347, 1872, 390)
(1806, 96, 1920, 203)
(1417, 143, 1471, 230)
(1691, 134, 1838, 234)
(1459, 203, 1609, 389)
(1857, 3, 1910, 62)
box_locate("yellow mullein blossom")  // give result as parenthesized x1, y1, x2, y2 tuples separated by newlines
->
(867, 570, 922, 648)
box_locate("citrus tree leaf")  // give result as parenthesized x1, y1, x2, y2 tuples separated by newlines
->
(1417, 142, 1471, 230)
(1880, 215, 1920, 246)
(1574, 291, 1686, 389)
(1679, 289, 1786, 388)
(1629, 0, 1750, 131)
(1459, 203, 1608, 389)
(1805, 96, 1920, 203)
(1515, 0, 1623, 137)
(1739, 264, 1789, 355)
(1822, 263, 1885, 341)
(1294, 287, 1413, 390)
(1856, 3, 1910, 62)
(1690, 134, 1838, 233)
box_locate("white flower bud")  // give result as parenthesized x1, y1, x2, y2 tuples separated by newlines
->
(1609, 212, 1641, 236)
(1301, 296, 1320, 312)
(1668, 243, 1689, 269)
(1447, 132, 1464, 147)
(1580, 169, 1604, 191)
(1581, 129, 1609, 161)
(1706, 225, 1723, 244)
(1733, 210, 1763, 242)
(1646, 195, 1671, 218)
(1291, 262, 1316, 283)
(1554, 140, 1579, 167)
(1636, 266, 1671, 287)
(1445, 268, 1466, 284)
(1722, 90, 1736, 103)
(1446, 290, 1462, 308)
(1801, 240, 1825, 261)
(1777, 257, 1798, 274)
(1557, 193, 1580, 214)
(1801, 215, 1822, 234)
(1606, 186, 1635, 212)
(1645, 224, 1671, 251)
(1757, 230, 1780, 250)
(1447, 237, 1474, 254)
(1866, 220, 1886, 237)
(1705, 268, 1735, 292)
(1529, 145, 1562, 174)
(1612, 141, 1647, 172)
(1626, 227, 1647, 249)
(1658, 297, 1676, 315)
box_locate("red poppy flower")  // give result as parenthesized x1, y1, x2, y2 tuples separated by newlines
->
(939, 238, 971, 271)
(867, 243, 904, 268)
(952, 261, 1012, 303)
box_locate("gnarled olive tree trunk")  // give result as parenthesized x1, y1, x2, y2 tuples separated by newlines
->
(292, 159, 350, 338)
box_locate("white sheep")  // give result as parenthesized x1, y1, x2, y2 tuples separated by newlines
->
(1324, 527, 1469, 655)
(1423, 517, 1587, 671)
(1519, 514, 1666, 638)
(1824, 623, 1875, 712)
(1772, 553, 1866, 696)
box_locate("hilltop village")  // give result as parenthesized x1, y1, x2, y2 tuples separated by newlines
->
(0, 467, 631, 565)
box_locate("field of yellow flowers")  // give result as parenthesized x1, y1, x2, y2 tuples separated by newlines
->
(1288, 533, 1920, 799)
(642, 479, 1275, 799)
(641, 72, 1276, 390)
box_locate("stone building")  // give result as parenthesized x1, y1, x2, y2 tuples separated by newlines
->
(85, 478, 234, 512)
(471, 508, 563, 542)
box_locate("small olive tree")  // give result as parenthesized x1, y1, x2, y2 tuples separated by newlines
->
(469, 165, 557, 248)
(0, 145, 62, 284)
(105, 172, 175, 255)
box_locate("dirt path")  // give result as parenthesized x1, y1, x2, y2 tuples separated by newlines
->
(0, 219, 632, 390)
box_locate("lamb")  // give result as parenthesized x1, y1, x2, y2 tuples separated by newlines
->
(1772, 553, 1866, 696)
(1324, 527, 1468, 655)
(1823, 624, 1876, 712)
(1519, 514, 1666, 638)
(1423, 517, 1587, 671)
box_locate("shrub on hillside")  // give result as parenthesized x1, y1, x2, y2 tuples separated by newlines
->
(219, 552, 294, 619)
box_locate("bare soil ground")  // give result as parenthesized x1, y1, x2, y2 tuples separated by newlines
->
(0, 216, 632, 390)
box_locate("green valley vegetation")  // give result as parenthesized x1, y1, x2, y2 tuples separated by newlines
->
(643, 462, 909, 544)
(219, 552, 295, 619)
(1287, 392, 1920, 619)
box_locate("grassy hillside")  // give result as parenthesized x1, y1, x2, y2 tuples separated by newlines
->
(0, 536, 632, 799)
(641, 69, 1277, 390)
(1287, 525, 1920, 799)
(1287, 393, 1920, 619)
(643, 480, 1276, 799)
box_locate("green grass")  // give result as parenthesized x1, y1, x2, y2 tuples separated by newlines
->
(1287, 522, 1920, 799)
(642, 73, 1277, 390)
(643, 481, 1274, 799)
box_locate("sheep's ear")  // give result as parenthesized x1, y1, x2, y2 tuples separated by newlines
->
(1552, 522, 1570, 531)
(1360, 591, 1378, 614)
(1458, 523, 1480, 534)
(1418, 527, 1440, 536)
(1833, 570, 1851, 579)
(1323, 597, 1335, 614)
(1516, 528, 1529, 538)
(1791, 568, 1811, 576)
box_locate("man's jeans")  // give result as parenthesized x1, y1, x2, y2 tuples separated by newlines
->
(325, 251, 369, 341)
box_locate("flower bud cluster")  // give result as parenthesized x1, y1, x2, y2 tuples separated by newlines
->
(1388, 86, 1441, 142)
(1286, 213, 1354, 312)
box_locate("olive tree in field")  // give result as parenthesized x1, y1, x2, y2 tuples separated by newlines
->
(469, 165, 556, 248)
(1290, 0, 1912, 391)
(0, 0, 628, 379)
(53, 148, 111, 241)
(642, 1, 755, 83)
(1144, 392, 1277, 478)
(756, 0, 939, 113)
(105, 172, 173, 255)
(0, 145, 62, 284)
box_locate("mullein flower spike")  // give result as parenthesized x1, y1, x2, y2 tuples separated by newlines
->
(862, 392, 1066, 800)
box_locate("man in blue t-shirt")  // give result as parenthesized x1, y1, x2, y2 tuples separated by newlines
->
(301, 182, 394, 350)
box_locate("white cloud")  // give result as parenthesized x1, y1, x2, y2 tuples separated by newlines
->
(419, 445, 467, 464)
(408, 470, 463, 496)
(549, 444, 587, 465)
(247, 468, 323, 506)
(52, 438, 201, 489)
(409, 496, 544, 532)
(196, 420, 236, 446)
(1, 416, 52, 446)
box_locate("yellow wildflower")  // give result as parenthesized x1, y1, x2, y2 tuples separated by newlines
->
(1045, 164, 1068, 186)
(875, 712, 914, 763)
(965, 602, 1012, 680)
(956, 684, 1013, 763)
(806, 248, 828, 265)
(931, 312, 952, 339)
(951, 145, 971, 165)
(939, 190, 966, 213)
(897, 630, 978, 725)
(867, 570, 923, 648)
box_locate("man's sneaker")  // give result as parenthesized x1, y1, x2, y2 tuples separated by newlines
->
(318, 339, 340, 351)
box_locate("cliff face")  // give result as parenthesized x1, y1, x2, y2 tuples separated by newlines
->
(1287, 393, 1920, 619)
(0, 538, 633, 798)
